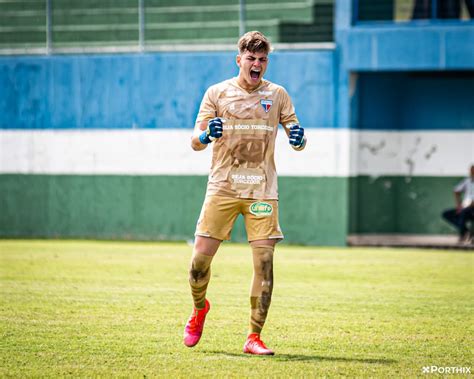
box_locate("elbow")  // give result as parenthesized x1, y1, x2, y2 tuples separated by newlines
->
(191, 138, 205, 151)
(190, 136, 199, 151)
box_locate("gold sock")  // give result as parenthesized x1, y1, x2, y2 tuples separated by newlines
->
(189, 252, 213, 309)
(249, 245, 274, 334)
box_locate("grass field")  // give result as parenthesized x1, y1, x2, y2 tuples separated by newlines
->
(1, 240, 472, 377)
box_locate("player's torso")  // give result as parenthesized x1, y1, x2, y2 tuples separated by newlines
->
(466, 179, 474, 204)
(209, 79, 282, 199)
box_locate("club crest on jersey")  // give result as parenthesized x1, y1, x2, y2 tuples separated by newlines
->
(260, 99, 272, 113)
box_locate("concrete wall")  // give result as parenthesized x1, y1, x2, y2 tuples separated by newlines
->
(1, 1, 473, 244)
(336, 0, 474, 237)
(0, 51, 337, 130)
(0, 50, 351, 246)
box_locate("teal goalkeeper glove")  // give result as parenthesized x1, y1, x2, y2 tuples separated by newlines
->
(199, 118, 223, 144)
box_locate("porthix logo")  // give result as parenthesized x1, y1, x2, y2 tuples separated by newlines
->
(422, 366, 471, 374)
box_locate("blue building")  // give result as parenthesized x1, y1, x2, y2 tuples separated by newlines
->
(337, 0, 474, 244)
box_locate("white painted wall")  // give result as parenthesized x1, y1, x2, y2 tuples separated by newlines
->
(1, 129, 472, 176)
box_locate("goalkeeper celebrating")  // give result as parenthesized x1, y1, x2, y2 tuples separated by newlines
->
(184, 31, 306, 355)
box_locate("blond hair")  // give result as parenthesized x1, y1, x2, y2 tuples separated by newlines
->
(238, 31, 271, 55)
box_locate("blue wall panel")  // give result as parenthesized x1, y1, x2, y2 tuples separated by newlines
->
(376, 29, 441, 69)
(0, 51, 336, 130)
(267, 51, 336, 128)
(346, 32, 374, 68)
(445, 28, 474, 68)
(340, 23, 474, 71)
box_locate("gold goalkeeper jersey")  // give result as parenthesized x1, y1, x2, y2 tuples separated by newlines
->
(194, 77, 299, 200)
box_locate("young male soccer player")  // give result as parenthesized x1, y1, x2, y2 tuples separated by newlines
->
(183, 31, 307, 355)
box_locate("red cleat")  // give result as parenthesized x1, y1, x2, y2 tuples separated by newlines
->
(243, 333, 275, 355)
(183, 299, 210, 347)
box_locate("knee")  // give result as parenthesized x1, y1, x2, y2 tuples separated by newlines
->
(189, 253, 212, 283)
(442, 208, 454, 220)
(252, 246, 274, 279)
(253, 246, 273, 263)
(260, 253, 273, 271)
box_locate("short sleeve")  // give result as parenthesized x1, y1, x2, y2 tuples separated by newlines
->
(195, 87, 217, 125)
(454, 178, 468, 193)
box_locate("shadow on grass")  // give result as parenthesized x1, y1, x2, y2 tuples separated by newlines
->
(203, 350, 396, 364)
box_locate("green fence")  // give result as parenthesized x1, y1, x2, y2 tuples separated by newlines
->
(0, 0, 334, 52)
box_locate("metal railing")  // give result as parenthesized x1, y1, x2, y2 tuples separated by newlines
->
(0, 0, 335, 55)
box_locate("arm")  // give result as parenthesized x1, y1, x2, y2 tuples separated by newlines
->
(191, 120, 209, 151)
(191, 87, 223, 151)
(453, 179, 468, 213)
(454, 191, 463, 213)
(279, 87, 306, 151)
(190, 118, 223, 151)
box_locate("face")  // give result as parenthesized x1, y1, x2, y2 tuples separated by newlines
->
(236, 50, 268, 91)
(470, 165, 474, 178)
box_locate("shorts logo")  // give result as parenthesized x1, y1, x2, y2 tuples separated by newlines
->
(250, 202, 273, 216)
(260, 99, 272, 113)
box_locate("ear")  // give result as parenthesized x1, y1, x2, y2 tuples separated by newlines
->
(236, 54, 241, 68)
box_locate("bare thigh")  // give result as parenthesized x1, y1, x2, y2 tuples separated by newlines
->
(249, 239, 277, 248)
(194, 235, 222, 256)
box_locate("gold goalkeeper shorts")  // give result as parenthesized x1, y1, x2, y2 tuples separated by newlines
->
(195, 195, 284, 242)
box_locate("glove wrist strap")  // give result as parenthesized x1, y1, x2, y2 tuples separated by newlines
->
(292, 135, 307, 151)
(199, 131, 212, 144)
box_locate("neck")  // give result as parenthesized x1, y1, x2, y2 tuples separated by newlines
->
(237, 76, 260, 92)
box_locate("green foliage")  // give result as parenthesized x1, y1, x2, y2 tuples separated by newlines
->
(1, 240, 472, 377)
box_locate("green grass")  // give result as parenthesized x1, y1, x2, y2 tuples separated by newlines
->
(1, 240, 472, 377)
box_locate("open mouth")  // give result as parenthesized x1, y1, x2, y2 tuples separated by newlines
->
(250, 69, 260, 80)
